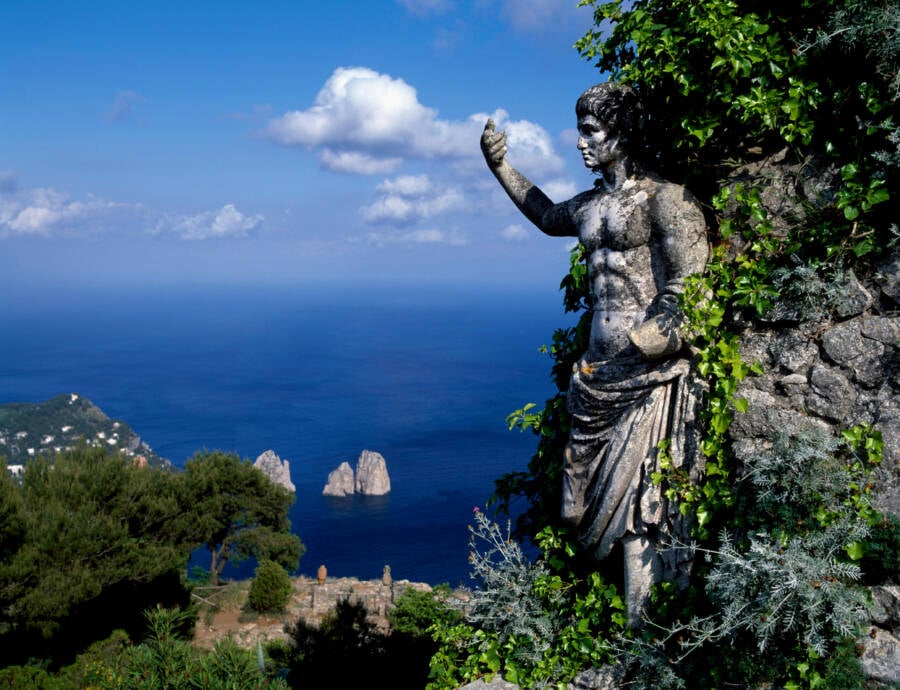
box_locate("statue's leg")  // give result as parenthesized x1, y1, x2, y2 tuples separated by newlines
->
(622, 533, 660, 627)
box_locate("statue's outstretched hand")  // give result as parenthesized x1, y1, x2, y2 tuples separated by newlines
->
(481, 119, 507, 170)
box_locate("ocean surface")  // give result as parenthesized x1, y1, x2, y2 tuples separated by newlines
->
(0, 282, 575, 586)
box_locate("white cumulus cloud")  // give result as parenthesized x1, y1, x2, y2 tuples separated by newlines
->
(156, 204, 263, 240)
(361, 173, 464, 224)
(264, 67, 563, 177)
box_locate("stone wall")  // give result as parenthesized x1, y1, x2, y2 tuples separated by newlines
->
(728, 255, 899, 686)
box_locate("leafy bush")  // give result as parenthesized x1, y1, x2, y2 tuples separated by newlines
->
(390, 585, 460, 637)
(428, 510, 625, 689)
(95, 606, 287, 690)
(247, 560, 293, 614)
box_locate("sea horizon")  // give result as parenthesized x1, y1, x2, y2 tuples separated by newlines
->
(0, 280, 577, 585)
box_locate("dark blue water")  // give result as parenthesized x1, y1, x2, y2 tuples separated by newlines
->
(0, 282, 573, 586)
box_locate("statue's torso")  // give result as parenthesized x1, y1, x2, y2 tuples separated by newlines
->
(569, 180, 661, 359)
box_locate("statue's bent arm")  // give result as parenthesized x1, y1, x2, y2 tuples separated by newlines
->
(628, 184, 709, 359)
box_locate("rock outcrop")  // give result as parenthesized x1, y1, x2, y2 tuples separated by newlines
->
(322, 450, 391, 496)
(355, 450, 391, 495)
(322, 461, 355, 497)
(253, 450, 295, 493)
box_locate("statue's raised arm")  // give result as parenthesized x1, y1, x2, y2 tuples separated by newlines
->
(480, 119, 575, 237)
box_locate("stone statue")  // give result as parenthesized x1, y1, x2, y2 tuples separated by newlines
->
(481, 83, 709, 625)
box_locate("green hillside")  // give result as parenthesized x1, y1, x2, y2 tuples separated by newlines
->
(0, 393, 167, 468)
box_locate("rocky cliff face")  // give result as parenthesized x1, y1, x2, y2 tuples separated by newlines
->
(322, 461, 355, 497)
(322, 450, 391, 496)
(253, 450, 295, 493)
(355, 450, 391, 495)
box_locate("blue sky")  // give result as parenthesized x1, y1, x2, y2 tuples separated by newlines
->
(1, 1, 604, 290)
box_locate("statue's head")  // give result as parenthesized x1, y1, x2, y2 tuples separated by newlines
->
(575, 83, 643, 151)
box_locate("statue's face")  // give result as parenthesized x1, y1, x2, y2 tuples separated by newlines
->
(577, 115, 621, 170)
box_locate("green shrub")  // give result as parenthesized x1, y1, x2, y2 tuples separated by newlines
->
(247, 560, 293, 614)
(389, 586, 460, 638)
(0, 665, 64, 690)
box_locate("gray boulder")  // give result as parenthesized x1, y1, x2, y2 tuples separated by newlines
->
(254, 450, 295, 493)
(355, 450, 391, 495)
(322, 461, 355, 497)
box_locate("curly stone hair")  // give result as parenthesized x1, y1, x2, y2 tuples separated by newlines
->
(575, 83, 644, 150)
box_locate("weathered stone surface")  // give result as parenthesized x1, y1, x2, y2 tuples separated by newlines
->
(322, 461, 354, 497)
(805, 364, 857, 422)
(821, 319, 886, 388)
(730, 387, 828, 460)
(869, 585, 900, 629)
(861, 315, 900, 346)
(861, 627, 900, 685)
(875, 252, 900, 305)
(254, 450, 295, 493)
(822, 320, 867, 366)
(835, 271, 874, 318)
(355, 449, 391, 495)
(567, 665, 626, 689)
(769, 329, 818, 373)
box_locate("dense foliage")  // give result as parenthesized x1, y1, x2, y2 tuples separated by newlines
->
(0, 445, 303, 674)
(183, 450, 304, 586)
(0, 447, 195, 665)
(465, 1, 899, 688)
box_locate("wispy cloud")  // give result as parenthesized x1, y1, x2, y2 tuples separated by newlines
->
(227, 103, 273, 122)
(501, 223, 529, 241)
(497, 0, 589, 34)
(396, 0, 455, 16)
(263, 66, 563, 177)
(356, 227, 468, 246)
(104, 90, 147, 124)
(0, 171, 17, 193)
(0, 182, 142, 237)
(155, 204, 263, 240)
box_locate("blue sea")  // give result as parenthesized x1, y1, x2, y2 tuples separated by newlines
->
(0, 282, 574, 586)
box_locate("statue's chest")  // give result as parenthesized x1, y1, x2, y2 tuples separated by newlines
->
(574, 189, 651, 251)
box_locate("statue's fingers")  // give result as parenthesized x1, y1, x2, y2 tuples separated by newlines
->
(484, 118, 496, 133)
(489, 137, 507, 155)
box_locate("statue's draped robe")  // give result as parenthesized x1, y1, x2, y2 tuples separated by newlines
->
(562, 351, 703, 576)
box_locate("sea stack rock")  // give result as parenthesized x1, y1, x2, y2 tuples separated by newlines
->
(355, 450, 391, 496)
(254, 450, 296, 493)
(322, 461, 355, 497)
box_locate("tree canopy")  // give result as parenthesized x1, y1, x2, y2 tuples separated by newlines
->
(0, 446, 304, 667)
(0, 445, 195, 664)
(182, 450, 303, 586)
